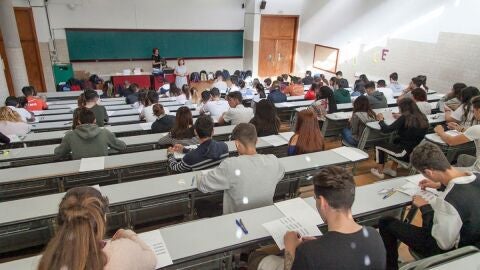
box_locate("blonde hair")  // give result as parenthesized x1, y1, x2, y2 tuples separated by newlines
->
(0, 106, 23, 122)
(38, 187, 109, 270)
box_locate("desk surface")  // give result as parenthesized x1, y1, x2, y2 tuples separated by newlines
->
(366, 113, 445, 130)
(39, 90, 102, 99)
(429, 252, 480, 269)
(274, 100, 313, 108)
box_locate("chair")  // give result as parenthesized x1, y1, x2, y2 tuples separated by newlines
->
(400, 246, 479, 270)
(388, 156, 417, 175)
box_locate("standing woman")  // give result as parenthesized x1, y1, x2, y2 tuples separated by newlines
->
(152, 48, 165, 69)
(73, 89, 108, 129)
(175, 58, 188, 88)
(370, 98, 429, 179)
(287, 109, 325, 155)
(37, 186, 156, 270)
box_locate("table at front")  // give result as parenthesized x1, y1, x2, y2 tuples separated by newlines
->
(111, 73, 152, 89)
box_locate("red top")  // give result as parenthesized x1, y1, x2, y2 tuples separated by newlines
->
(26, 96, 48, 111)
(304, 89, 316, 100)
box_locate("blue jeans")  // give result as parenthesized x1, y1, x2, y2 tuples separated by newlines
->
(341, 127, 358, 146)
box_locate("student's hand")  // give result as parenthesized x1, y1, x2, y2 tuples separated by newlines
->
(444, 105, 452, 113)
(112, 228, 136, 241)
(392, 113, 400, 119)
(301, 236, 317, 242)
(447, 122, 459, 131)
(419, 179, 441, 190)
(412, 195, 429, 208)
(284, 231, 303, 254)
(434, 125, 445, 135)
(167, 147, 175, 154)
(173, 144, 184, 152)
(376, 113, 384, 121)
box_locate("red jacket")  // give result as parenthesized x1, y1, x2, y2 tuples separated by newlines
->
(304, 89, 316, 100)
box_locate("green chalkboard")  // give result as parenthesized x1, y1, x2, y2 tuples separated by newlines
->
(65, 29, 244, 61)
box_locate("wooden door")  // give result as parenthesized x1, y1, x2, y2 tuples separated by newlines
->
(259, 15, 298, 77)
(14, 7, 46, 92)
(0, 32, 15, 96)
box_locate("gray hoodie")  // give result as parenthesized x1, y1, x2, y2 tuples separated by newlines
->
(54, 124, 127, 160)
(367, 91, 388, 109)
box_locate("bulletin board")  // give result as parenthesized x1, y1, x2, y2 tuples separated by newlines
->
(313, 44, 339, 73)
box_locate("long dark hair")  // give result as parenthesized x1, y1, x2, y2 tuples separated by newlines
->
(145, 90, 159, 106)
(256, 84, 266, 98)
(450, 83, 467, 100)
(250, 99, 280, 135)
(460, 86, 480, 126)
(353, 96, 375, 118)
(171, 106, 193, 139)
(398, 98, 429, 129)
(317, 86, 337, 113)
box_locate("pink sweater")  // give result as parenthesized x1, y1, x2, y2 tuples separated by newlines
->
(103, 235, 157, 270)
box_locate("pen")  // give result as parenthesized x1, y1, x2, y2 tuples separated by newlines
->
(236, 219, 248, 234)
(191, 176, 195, 186)
(383, 190, 396, 200)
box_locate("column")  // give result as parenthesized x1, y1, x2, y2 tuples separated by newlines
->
(243, 0, 261, 77)
(0, 0, 29, 96)
(0, 56, 9, 102)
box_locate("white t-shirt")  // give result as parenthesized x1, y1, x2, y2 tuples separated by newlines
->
(451, 106, 479, 127)
(201, 99, 229, 118)
(142, 104, 170, 123)
(8, 106, 31, 122)
(212, 80, 228, 94)
(464, 125, 480, 171)
(377, 87, 394, 100)
(416, 101, 432, 115)
(222, 104, 254, 125)
(176, 94, 187, 104)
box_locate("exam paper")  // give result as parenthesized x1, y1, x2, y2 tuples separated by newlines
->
(279, 132, 294, 142)
(395, 176, 439, 196)
(274, 198, 323, 225)
(263, 216, 322, 250)
(139, 122, 152, 130)
(79, 156, 105, 172)
(7, 135, 20, 143)
(261, 135, 288, 147)
(332, 146, 368, 161)
(138, 230, 173, 268)
(107, 111, 115, 117)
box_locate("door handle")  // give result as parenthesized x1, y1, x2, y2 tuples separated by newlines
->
(277, 53, 282, 61)
(268, 54, 273, 62)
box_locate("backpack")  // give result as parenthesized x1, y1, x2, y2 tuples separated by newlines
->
(190, 72, 200, 83)
(222, 69, 230, 80)
(199, 70, 207, 81)
(208, 72, 215, 80)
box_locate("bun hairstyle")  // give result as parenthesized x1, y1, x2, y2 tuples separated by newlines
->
(153, 103, 166, 117)
(77, 89, 99, 108)
(38, 187, 109, 270)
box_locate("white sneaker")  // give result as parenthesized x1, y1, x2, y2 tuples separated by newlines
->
(371, 168, 385, 179)
(383, 168, 397, 177)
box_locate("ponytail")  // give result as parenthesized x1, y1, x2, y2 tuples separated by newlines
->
(38, 187, 108, 270)
(77, 93, 87, 108)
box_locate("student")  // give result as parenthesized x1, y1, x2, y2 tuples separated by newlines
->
(333, 78, 351, 104)
(267, 81, 287, 103)
(418, 75, 429, 91)
(377, 79, 394, 100)
(0, 106, 30, 136)
(141, 90, 169, 123)
(365, 81, 387, 109)
(212, 74, 228, 94)
(288, 109, 324, 155)
(55, 108, 126, 160)
(399, 76, 423, 100)
(318, 74, 329, 86)
(151, 104, 175, 134)
(22, 86, 48, 111)
(309, 86, 337, 125)
(229, 75, 241, 93)
(283, 77, 304, 96)
(329, 77, 337, 88)
(239, 80, 254, 99)
(412, 87, 432, 115)
(5, 96, 34, 122)
(251, 167, 386, 270)
(388, 72, 403, 93)
(73, 89, 108, 129)
(249, 99, 281, 137)
(176, 84, 190, 104)
(134, 89, 148, 113)
(37, 186, 156, 270)
(433, 96, 480, 171)
(0, 131, 10, 144)
(304, 83, 319, 101)
(118, 80, 132, 97)
(341, 96, 376, 146)
(445, 86, 480, 129)
(198, 90, 211, 108)
(302, 70, 314, 85)
(379, 142, 480, 270)
(218, 91, 254, 125)
(352, 74, 369, 96)
(158, 106, 198, 146)
(174, 58, 188, 88)
(335, 70, 344, 80)
(102, 80, 115, 98)
(200, 88, 229, 119)
(253, 83, 267, 103)
(439, 83, 466, 111)
(167, 115, 229, 173)
(370, 98, 429, 179)
(196, 123, 285, 214)
(125, 83, 140, 105)
(263, 78, 272, 90)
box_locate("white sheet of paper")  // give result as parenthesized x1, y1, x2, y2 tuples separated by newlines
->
(274, 198, 323, 225)
(262, 135, 288, 147)
(79, 156, 105, 172)
(107, 111, 115, 117)
(139, 122, 152, 130)
(33, 111, 43, 116)
(396, 176, 439, 196)
(333, 112, 351, 119)
(7, 135, 20, 143)
(279, 132, 294, 142)
(382, 111, 395, 125)
(332, 146, 368, 161)
(138, 230, 173, 268)
(263, 216, 322, 250)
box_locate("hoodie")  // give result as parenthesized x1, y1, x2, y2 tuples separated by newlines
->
(167, 139, 229, 173)
(367, 91, 388, 109)
(54, 124, 127, 160)
(334, 88, 352, 104)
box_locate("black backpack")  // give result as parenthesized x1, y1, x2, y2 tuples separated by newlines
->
(190, 72, 200, 82)
(222, 69, 231, 80)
